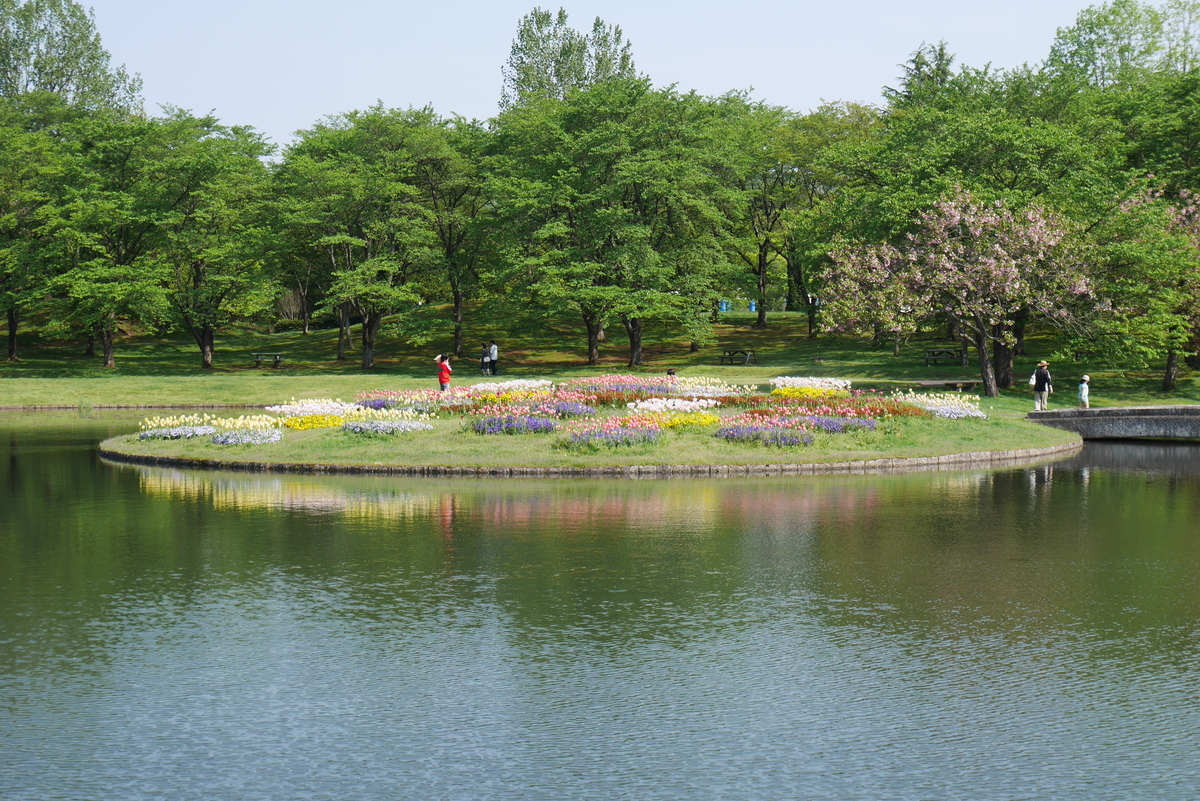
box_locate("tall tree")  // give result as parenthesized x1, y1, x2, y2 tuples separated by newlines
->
(48, 111, 253, 368)
(822, 190, 1089, 397)
(495, 79, 737, 366)
(0, 94, 67, 360)
(499, 6, 637, 111)
(0, 0, 140, 109)
(154, 124, 274, 369)
(277, 107, 441, 369)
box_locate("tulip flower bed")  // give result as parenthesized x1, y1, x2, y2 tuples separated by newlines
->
(103, 375, 1078, 470)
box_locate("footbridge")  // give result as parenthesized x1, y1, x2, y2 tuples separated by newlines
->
(1030, 406, 1200, 439)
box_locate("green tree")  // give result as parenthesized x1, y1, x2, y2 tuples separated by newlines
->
(0, 0, 140, 109)
(48, 111, 258, 368)
(0, 94, 68, 360)
(494, 79, 737, 366)
(278, 107, 441, 369)
(154, 124, 274, 369)
(499, 6, 637, 111)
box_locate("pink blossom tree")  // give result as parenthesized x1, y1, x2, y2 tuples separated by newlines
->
(821, 189, 1089, 396)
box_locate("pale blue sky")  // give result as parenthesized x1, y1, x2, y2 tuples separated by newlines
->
(85, 0, 1096, 147)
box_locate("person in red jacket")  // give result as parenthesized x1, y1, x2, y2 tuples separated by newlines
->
(435, 354, 452, 391)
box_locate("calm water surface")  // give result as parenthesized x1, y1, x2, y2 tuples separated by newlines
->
(1, 413, 1198, 800)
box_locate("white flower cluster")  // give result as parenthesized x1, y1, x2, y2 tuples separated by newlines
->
(889, 390, 988, 419)
(342, 420, 435, 435)
(138, 425, 216, 440)
(627, 397, 721, 413)
(769, 377, 853, 390)
(469, 379, 554, 393)
(671, 376, 756, 397)
(265, 398, 359, 416)
(211, 428, 283, 445)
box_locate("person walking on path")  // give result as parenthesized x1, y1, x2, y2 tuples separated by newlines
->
(436, 354, 453, 391)
(488, 341, 499, 375)
(1078, 375, 1090, 409)
(1032, 360, 1053, 411)
(480, 343, 490, 376)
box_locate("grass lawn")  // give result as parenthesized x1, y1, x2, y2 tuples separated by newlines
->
(3, 307, 1197, 412)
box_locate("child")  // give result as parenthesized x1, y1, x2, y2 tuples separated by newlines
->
(1078, 374, 1090, 409)
(436, 354, 452, 391)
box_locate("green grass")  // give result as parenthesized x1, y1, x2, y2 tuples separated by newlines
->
(3, 307, 1197, 410)
(100, 413, 1079, 471)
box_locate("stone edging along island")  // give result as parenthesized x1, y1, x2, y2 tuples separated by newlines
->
(97, 439, 1084, 479)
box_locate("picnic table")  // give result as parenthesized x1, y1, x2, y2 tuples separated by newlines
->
(924, 348, 964, 366)
(252, 352, 285, 368)
(719, 348, 758, 365)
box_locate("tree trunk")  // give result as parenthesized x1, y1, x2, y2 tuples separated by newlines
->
(1164, 350, 1180, 392)
(974, 325, 998, 397)
(752, 244, 769, 329)
(623, 316, 644, 366)
(191, 325, 215, 369)
(1012, 307, 1029, 356)
(959, 333, 972, 368)
(893, 335, 901, 357)
(690, 340, 699, 353)
(361, 313, 382, 370)
(336, 304, 353, 360)
(993, 324, 1013, 389)
(584, 314, 603, 366)
(99, 328, 116, 369)
(6, 307, 18, 362)
(83, 331, 94, 356)
(452, 288, 465, 358)
(806, 301, 818, 339)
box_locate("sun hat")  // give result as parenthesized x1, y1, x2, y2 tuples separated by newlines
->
(1037, 360, 1049, 366)
(1082, 374, 1090, 381)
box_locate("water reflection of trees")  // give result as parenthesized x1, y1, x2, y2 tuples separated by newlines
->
(8, 437, 1197, 676)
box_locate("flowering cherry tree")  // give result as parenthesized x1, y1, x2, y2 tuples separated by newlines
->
(821, 189, 1088, 396)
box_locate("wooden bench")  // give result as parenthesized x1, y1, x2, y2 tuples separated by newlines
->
(913, 379, 982, 392)
(252, 352, 285, 368)
(719, 348, 758, 365)
(924, 348, 964, 366)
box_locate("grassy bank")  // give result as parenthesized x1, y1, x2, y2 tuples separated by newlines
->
(3, 310, 1198, 411)
(100, 414, 1080, 471)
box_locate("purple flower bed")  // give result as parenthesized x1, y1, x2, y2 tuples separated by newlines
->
(472, 415, 558, 435)
(716, 425, 812, 447)
(538, 401, 596, 417)
(356, 399, 396, 410)
(567, 429, 661, 448)
(803, 416, 877, 434)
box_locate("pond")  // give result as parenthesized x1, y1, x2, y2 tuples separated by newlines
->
(1, 413, 1197, 800)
